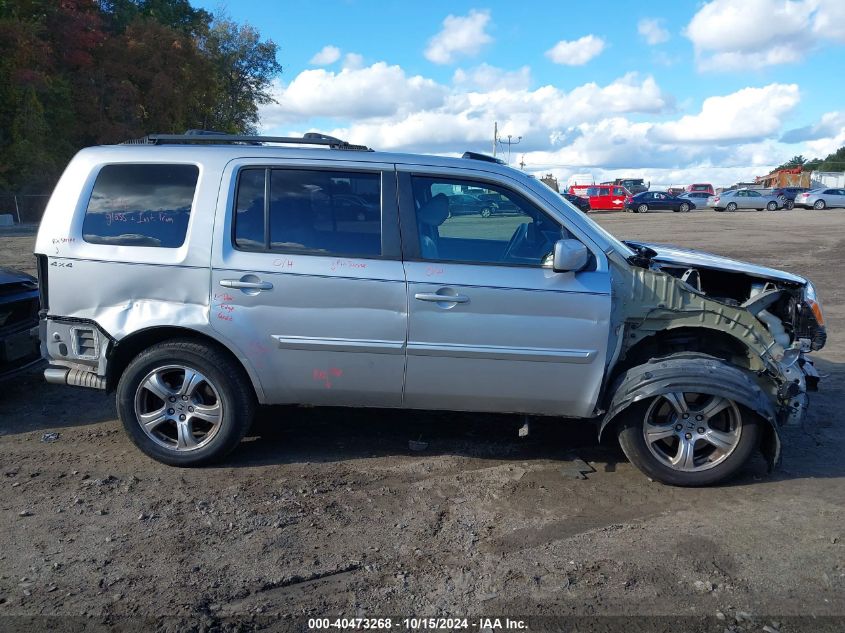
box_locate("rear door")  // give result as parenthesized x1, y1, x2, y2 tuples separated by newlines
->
(397, 169, 611, 417)
(210, 159, 407, 407)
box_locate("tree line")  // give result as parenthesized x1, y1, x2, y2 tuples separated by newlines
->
(0, 0, 282, 194)
(776, 147, 845, 173)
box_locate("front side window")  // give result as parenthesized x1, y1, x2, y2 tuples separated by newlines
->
(613, 187, 625, 196)
(233, 168, 382, 257)
(82, 164, 198, 247)
(411, 176, 565, 266)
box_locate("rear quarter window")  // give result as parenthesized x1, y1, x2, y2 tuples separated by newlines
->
(82, 164, 198, 248)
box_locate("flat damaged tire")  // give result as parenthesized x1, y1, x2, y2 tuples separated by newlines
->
(616, 395, 761, 486)
(116, 340, 255, 466)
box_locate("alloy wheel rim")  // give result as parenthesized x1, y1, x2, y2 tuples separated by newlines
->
(134, 364, 223, 452)
(642, 392, 742, 472)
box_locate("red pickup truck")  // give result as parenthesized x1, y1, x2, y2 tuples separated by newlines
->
(568, 184, 632, 210)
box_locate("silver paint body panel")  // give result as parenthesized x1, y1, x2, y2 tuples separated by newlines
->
(33, 144, 624, 417)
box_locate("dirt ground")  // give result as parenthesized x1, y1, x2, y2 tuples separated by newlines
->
(1, 209, 843, 632)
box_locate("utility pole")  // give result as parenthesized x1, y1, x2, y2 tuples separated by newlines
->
(492, 121, 498, 157)
(500, 134, 522, 165)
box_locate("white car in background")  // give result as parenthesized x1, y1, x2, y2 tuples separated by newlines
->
(793, 188, 845, 209)
(707, 189, 781, 212)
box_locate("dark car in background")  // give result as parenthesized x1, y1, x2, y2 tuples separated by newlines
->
(772, 187, 810, 209)
(0, 267, 41, 381)
(447, 193, 491, 217)
(477, 192, 520, 217)
(561, 192, 591, 213)
(626, 191, 696, 213)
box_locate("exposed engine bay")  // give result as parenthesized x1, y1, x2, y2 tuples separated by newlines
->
(600, 241, 828, 467)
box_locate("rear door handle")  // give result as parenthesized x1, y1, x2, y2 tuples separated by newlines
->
(414, 292, 469, 304)
(220, 279, 273, 290)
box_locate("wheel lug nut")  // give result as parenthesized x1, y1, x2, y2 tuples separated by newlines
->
(682, 413, 689, 419)
(179, 414, 186, 421)
(696, 415, 703, 421)
(182, 395, 188, 401)
(697, 427, 705, 434)
(167, 408, 175, 415)
(675, 424, 683, 431)
(685, 432, 692, 440)
(188, 406, 194, 412)
(168, 396, 176, 403)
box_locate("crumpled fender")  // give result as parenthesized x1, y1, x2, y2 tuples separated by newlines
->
(599, 353, 781, 468)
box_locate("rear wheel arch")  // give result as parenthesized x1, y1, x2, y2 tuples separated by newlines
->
(105, 326, 264, 402)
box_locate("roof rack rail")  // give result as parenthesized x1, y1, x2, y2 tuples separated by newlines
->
(462, 151, 506, 165)
(121, 130, 372, 151)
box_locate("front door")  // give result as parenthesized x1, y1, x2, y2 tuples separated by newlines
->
(210, 160, 407, 407)
(398, 171, 611, 418)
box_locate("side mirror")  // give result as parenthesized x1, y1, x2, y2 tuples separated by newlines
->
(551, 239, 589, 273)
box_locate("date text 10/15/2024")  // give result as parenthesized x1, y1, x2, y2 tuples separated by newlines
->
(307, 617, 528, 630)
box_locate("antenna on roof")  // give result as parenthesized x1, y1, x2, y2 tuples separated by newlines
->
(462, 151, 506, 165)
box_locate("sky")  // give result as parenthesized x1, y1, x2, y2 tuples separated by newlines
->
(195, 0, 845, 187)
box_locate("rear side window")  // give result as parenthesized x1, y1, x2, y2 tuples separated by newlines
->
(233, 168, 382, 257)
(82, 164, 198, 247)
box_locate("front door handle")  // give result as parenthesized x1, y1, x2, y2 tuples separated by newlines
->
(220, 278, 273, 291)
(414, 292, 469, 304)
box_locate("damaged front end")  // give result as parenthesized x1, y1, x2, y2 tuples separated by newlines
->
(602, 241, 826, 467)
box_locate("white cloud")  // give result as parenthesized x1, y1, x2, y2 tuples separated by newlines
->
(424, 9, 493, 65)
(638, 18, 669, 45)
(781, 111, 845, 143)
(650, 84, 800, 144)
(545, 35, 605, 66)
(342, 52, 364, 69)
(685, 0, 845, 71)
(453, 64, 532, 91)
(259, 63, 447, 124)
(309, 45, 341, 66)
(256, 53, 832, 187)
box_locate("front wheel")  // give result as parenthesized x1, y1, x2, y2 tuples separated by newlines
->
(116, 340, 255, 466)
(637, 204, 648, 213)
(766, 201, 778, 211)
(617, 392, 761, 486)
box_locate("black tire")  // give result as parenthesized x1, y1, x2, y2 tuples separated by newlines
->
(637, 204, 648, 213)
(785, 200, 795, 210)
(726, 202, 738, 212)
(116, 339, 255, 466)
(616, 398, 761, 486)
(766, 201, 777, 211)
(679, 203, 690, 212)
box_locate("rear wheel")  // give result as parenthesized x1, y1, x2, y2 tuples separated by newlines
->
(637, 204, 648, 213)
(480, 207, 492, 218)
(679, 203, 690, 212)
(117, 340, 255, 466)
(617, 391, 761, 486)
(726, 202, 738, 212)
(785, 200, 795, 210)
(814, 199, 826, 209)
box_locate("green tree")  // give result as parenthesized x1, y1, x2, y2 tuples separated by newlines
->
(198, 16, 282, 133)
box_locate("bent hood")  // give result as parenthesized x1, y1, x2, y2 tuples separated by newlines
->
(624, 241, 807, 285)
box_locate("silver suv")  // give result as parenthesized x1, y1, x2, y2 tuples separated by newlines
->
(34, 133, 826, 486)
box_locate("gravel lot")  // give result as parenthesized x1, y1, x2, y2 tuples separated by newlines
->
(1, 209, 843, 632)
